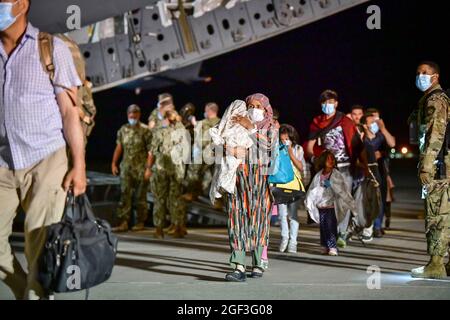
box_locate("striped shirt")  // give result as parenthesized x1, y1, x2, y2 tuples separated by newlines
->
(0, 23, 81, 170)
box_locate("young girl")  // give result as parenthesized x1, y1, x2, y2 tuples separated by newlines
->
(305, 151, 356, 256)
(278, 124, 306, 254)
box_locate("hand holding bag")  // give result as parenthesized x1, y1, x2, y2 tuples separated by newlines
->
(38, 193, 118, 294)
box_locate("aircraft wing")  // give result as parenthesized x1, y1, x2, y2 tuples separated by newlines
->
(29, 0, 157, 34)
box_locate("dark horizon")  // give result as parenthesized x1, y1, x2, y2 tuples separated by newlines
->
(88, 0, 450, 166)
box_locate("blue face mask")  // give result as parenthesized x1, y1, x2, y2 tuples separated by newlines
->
(204, 112, 208, 119)
(370, 122, 380, 134)
(0, 0, 21, 32)
(128, 118, 138, 126)
(416, 74, 434, 92)
(322, 103, 335, 116)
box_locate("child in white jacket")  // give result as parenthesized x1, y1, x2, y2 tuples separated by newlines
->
(305, 151, 356, 256)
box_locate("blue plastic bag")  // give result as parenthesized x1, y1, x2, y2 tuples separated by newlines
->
(269, 144, 294, 184)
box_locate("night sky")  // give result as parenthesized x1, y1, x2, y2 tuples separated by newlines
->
(88, 0, 450, 168)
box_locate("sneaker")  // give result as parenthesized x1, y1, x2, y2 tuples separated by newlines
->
(279, 238, 288, 253)
(250, 268, 264, 278)
(337, 237, 347, 249)
(373, 229, 383, 238)
(261, 259, 269, 270)
(361, 234, 373, 243)
(328, 248, 338, 256)
(225, 270, 246, 282)
(384, 218, 391, 230)
(287, 242, 297, 254)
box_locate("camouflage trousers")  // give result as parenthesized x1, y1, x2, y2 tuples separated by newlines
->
(151, 171, 186, 228)
(117, 171, 149, 224)
(184, 163, 214, 197)
(425, 181, 450, 257)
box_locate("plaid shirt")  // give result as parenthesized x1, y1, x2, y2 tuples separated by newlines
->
(0, 23, 81, 170)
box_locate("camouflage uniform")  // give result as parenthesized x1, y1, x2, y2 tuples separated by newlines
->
(150, 122, 189, 228)
(116, 122, 152, 224)
(417, 85, 450, 257)
(148, 108, 165, 129)
(184, 117, 220, 197)
(56, 34, 96, 145)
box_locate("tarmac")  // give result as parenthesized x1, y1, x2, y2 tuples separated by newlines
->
(1, 160, 450, 300)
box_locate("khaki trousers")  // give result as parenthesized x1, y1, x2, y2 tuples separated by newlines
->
(0, 148, 68, 299)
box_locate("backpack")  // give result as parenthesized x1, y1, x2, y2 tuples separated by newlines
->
(37, 32, 97, 140)
(38, 194, 118, 296)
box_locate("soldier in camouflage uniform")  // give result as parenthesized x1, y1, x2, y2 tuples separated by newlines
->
(54, 34, 96, 146)
(183, 103, 221, 202)
(149, 110, 190, 238)
(411, 61, 450, 279)
(180, 102, 197, 140)
(111, 105, 153, 232)
(148, 93, 175, 130)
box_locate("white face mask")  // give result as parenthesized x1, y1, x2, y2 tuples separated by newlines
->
(248, 108, 265, 122)
(0, 0, 22, 32)
(416, 74, 435, 92)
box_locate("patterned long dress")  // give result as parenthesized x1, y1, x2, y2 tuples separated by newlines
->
(226, 130, 275, 253)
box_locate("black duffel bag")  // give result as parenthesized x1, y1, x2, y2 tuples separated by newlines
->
(38, 193, 118, 294)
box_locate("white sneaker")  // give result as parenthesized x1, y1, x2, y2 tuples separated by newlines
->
(261, 259, 269, 270)
(279, 238, 289, 253)
(328, 248, 338, 256)
(287, 242, 297, 253)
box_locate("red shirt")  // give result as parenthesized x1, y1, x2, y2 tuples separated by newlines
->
(308, 112, 361, 163)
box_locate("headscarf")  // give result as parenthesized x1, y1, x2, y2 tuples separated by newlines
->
(245, 93, 274, 131)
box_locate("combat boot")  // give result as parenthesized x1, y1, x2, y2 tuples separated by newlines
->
(154, 227, 164, 239)
(181, 193, 197, 202)
(172, 226, 185, 238)
(131, 223, 145, 232)
(112, 221, 128, 233)
(446, 259, 450, 277)
(411, 256, 447, 279)
(180, 225, 188, 236)
(165, 224, 176, 234)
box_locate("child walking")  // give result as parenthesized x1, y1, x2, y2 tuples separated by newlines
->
(305, 151, 356, 256)
(278, 124, 306, 254)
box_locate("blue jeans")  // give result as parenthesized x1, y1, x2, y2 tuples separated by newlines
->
(373, 173, 388, 231)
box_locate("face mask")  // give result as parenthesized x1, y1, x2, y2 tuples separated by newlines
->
(203, 112, 208, 119)
(369, 122, 380, 134)
(0, 0, 21, 32)
(248, 108, 265, 122)
(128, 118, 138, 126)
(322, 103, 335, 116)
(282, 139, 292, 147)
(416, 74, 435, 92)
(157, 111, 164, 121)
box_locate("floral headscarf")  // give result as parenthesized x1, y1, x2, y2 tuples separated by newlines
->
(245, 93, 274, 131)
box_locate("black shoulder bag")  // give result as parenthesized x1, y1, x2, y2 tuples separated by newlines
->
(38, 193, 118, 297)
